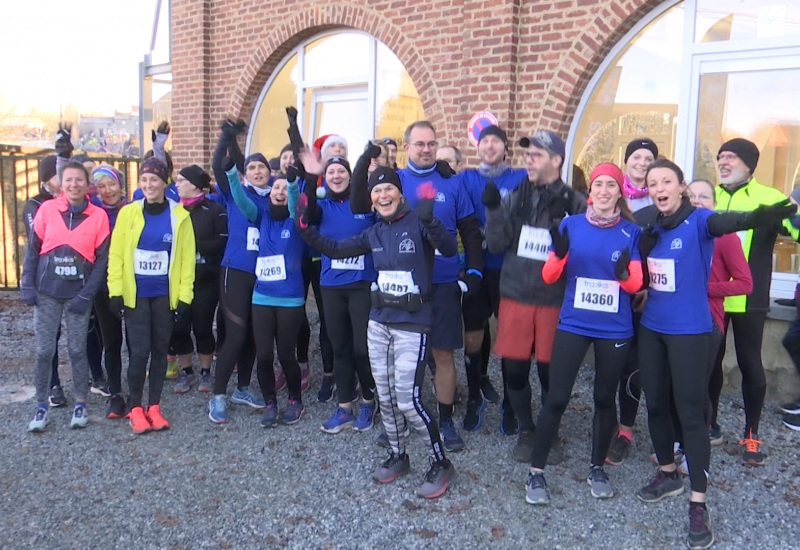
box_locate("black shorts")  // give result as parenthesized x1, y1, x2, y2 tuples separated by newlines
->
(430, 282, 464, 350)
(462, 269, 501, 332)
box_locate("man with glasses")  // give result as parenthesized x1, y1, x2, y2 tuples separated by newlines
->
(394, 120, 484, 452)
(483, 130, 585, 465)
(713, 138, 799, 466)
(436, 145, 463, 174)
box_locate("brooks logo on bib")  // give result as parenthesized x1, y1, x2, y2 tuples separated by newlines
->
(574, 277, 619, 313)
(377, 271, 415, 296)
(331, 255, 365, 270)
(246, 227, 260, 251)
(256, 255, 286, 282)
(647, 257, 676, 292)
(50, 255, 84, 280)
(517, 225, 551, 261)
(134, 249, 169, 276)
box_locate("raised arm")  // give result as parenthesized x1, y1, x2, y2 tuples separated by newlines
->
(225, 161, 259, 223)
(350, 142, 380, 214)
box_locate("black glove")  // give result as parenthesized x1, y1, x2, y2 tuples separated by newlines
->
(363, 141, 382, 159)
(639, 227, 659, 259)
(66, 295, 91, 315)
(54, 123, 74, 158)
(151, 121, 170, 144)
(286, 164, 299, 183)
(481, 182, 501, 209)
(173, 301, 191, 332)
(614, 247, 631, 281)
(20, 288, 37, 306)
(545, 188, 567, 223)
(286, 106, 298, 124)
(416, 182, 436, 224)
(221, 156, 236, 173)
(550, 226, 569, 259)
(220, 118, 247, 140)
(109, 296, 124, 320)
(295, 194, 309, 230)
(459, 271, 482, 300)
(434, 160, 454, 179)
(744, 198, 797, 228)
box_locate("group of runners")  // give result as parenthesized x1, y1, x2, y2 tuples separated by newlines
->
(19, 108, 800, 549)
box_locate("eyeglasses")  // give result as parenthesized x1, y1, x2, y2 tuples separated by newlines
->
(411, 141, 438, 150)
(716, 153, 739, 162)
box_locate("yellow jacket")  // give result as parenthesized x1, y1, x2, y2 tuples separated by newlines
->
(107, 199, 195, 309)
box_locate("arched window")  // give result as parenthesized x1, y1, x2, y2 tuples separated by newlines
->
(248, 30, 425, 167)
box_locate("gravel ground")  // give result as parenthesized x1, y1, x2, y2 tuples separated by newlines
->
(1, 294, 799, 549)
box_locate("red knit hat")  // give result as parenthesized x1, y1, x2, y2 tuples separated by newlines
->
(313, 134, 334, 155)
(589, 163, 624, 191)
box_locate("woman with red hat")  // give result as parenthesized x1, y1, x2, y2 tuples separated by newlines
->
(523, 163, 643, 504)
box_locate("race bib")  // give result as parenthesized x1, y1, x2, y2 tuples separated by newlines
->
(331, 255, 365, 271)
(246, 227, 260, 251)
(517, 225, 551, 261)
(377, 270, 415, 296)
(647, 257, 676, 292)
(574, 277, 619, 313)
(256, 255, 286, 282)
(134, 249, 169, 276)
(49, 255, 84, 280)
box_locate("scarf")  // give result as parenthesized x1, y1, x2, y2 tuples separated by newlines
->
(246, 180, 270, 197)
(94, 195, 127, 213)
(406, 159, 436, 177)
(269, 202, 289, 221)
(478, 162, 509, 179)
(657, 196, 694, 230)
(378, 198, 409, 223)
(585, 203, 621, 228)
(180, 194, 205, 210)
(622, 174, 648, 199)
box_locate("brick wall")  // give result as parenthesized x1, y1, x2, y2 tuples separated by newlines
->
(170, 0, 665, 171)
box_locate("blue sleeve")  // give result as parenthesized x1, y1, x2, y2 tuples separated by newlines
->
(287, 179, 300, 220)
(455, 179, 475, 220)
(132, 188, 143, 200)
(226, 167, 258, 223)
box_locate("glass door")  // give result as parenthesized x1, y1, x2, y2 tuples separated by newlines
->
(308, 87, 371, 165)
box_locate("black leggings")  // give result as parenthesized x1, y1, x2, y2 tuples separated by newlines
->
(172, 279, 219, 356)
(298, 258, 334, 371)
(531, 330, 631, 469)
(321, 284, 375, 403)
(505, 358, 550, 431)
(617, 313, 642, 428)
(252, 304, 306, 402)
(639, 326, 710, 494)
(213, 267, 256, 395)
(706, 326, 727, 428)
(125, 295, 172, 408)
(716, 312, 767, 434)
(94, 290, 124, 395)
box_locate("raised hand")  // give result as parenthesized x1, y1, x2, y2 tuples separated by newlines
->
(416, 182, 436, 223)
(481, 181, 501, 208)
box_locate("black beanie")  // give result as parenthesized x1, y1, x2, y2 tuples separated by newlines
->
(479, 125, 508, 148)
(718, 138, 759, 173)
(624, 138, 659, 163)
(368, 166, 402, 194)
(325, 155, 352, 176)
(179, 165, 211, 189)
(244, 153, 268, 170)
(39, 155, 57, 184)
(280, 144, 292, 155)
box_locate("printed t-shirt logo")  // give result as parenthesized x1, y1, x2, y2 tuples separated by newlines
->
(435, 191, 446, 202)
(670, 238, 682, 250)
(281, 229, 291, 239)
(163, 233, 173, 243)
(399, 238, 415, 253)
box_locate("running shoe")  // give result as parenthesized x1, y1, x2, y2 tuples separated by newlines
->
(128, 406, 152, 435)
(165, 355, 178, 380)
(547, 437, 565, 465)
(260, 401, 278, 428)
(208, 395, 228, 424)
(28, 405, 48, 433)
(299, 363, 310, 392)
(480, 376, 500, 404)
(587, 466, 614, 499)
(708, 424, 723, 446)
(637, 469, 684, 502)
(198, 370, 212, 393)
(146, 405, 169, 431)
(281, 400, 304, 425)
(779, 398, 800, 415)
(783, 414, 800, 431)
(373, 452, 410, 484)
(106, 394, 126, 419)
(439, 418, 466, 452)
(90, 378, 111, 398)
(739, 429, 765, 466)
(499, 403, 519, 436)
(317, 375, 336, 403)
(70, 403, 89, 429)
(231, 388, 266, 409)
(525, 471, 548, 505)
(353, 402, 376, 432)
(463, 396, 485, 432)
(48, 385, 67, 408)
(173, 370, 197, 393)
(321, 406, 354, 434)
(512, 430, 536, 463)
(687, 502, 714, 550)
(274, 369, 286, 392)
(416, 458, 455, 499)
(605, 432, 631, 466)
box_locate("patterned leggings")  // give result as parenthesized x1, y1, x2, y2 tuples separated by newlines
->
(368, 321, 445, 462)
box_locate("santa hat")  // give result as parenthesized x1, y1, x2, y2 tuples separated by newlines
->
(320, 135, 348, 160)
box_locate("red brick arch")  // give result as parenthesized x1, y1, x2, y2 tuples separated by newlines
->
(227, 6, 444, 130)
